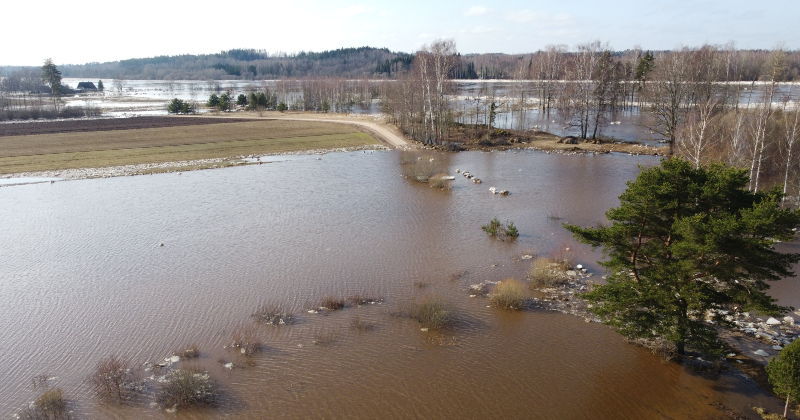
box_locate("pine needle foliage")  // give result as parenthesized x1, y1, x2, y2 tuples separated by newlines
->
(565, 158, 800, 356)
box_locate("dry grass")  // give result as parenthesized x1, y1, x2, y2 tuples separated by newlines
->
(528, 257, 570, 289)
(753, 407, 785, 420)
(350, 316, 376, 331)
(490, 278, 527, 310)
(0, 120, 377, 174)
(319, 296, 345, 311)
(411, 296, 456, 331)
(429, 173, 453, 190)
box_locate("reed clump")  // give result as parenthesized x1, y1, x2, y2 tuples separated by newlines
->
(528, 257, 570, 289)
(429, 173, 453, 190)
(411, 295, 455, 331)
(319, 296, 345, 311)
(490, 278, 527, 310)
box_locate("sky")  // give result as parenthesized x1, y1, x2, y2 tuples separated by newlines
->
(2, 0, 798, 66)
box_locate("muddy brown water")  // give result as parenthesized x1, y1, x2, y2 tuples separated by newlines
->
(0, 150, 794, 419)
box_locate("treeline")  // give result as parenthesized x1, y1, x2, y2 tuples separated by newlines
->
(36, 47, 415, 80)
(380, 40, 800, 198)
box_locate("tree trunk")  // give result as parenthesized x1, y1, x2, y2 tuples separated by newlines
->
(785, 392, 790, 419)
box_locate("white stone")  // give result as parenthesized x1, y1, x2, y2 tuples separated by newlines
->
(784, 316, 795, 326)
(773, 345, 784, 351)
(754, 349, 770, 357)
(726, 353, 736, 358)
(168, 355, 179, 363)
(224, 363, 234, 369)
(767, 317, 782, 326)
(521, 255, 533, 260)
(576, 264, 583, 269)
(566, 270, 577, 276)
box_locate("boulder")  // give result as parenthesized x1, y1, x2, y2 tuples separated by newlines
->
(773, 345, 784, 351)
(784, 316, 795, 326)
(766, 317, 782, 326)
(754, 349, 770, 357)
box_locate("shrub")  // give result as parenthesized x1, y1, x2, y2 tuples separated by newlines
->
(482, 218, 519, 240)
(528, 257, 570, 289)
(90, 356, 144, 403)
(412, 296, 455, 330)
(490, 278, 527, 310)
(19, 388, 69, 420)
(347, 294, 382, 306)
(155, 368, 216, 409)
(231, 325, 261, 356)
(252, 304, 293, 325)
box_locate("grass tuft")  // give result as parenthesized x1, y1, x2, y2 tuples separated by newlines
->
(490, 278, 527, 310)
(252, 304, 293, 325)
(411, 296, 456, 331)
(528, 257, 570, 289)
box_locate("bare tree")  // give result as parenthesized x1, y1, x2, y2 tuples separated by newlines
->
(643, 48, 692, 156)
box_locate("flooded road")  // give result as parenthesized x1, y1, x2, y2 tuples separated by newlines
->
(0, 150, 792, 418)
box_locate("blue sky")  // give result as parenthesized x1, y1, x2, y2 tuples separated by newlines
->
(3, 0, 798, 66)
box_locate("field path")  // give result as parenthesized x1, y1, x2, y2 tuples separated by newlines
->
(194, 112, 412, 149)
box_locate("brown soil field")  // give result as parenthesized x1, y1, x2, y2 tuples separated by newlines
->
(0, 119, 377, 174)
(0, 116, 253, 137)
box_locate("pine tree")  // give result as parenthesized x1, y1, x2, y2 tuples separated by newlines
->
(767, 338, 800, 418)
(41, 58, 62, 111)
(566, 158, 800, 356)
(97, 80, 104, 91)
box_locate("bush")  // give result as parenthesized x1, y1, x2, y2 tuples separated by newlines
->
(490, 278, 527, 310)
(155, 368, 216, 409)
(482, 218, 519, 240)
(412, 296, 455, 330)
(90, 356, 144, 403)
(19, 388, 69, 420)
(528, 257, 570, 289)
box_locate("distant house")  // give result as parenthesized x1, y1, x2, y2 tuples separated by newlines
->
(76, 81, 97, 91)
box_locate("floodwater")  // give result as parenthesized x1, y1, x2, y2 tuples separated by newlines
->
(58, 78, 799, 143)
(0, 150, 794, 418)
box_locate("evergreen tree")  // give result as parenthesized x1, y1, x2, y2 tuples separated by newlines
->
(206, 94, 220, 108)
(767, 338, 800, 418)
(277, 101, 288, 112)
(218, 92, 232, 111)
(40, 58, 62, 110)
(237, 94, 247, 107)
(566, 158, 800, 356)
(97, 80, 104, 91)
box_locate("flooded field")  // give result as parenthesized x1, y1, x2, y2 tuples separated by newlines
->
(1, 150, 795, 418)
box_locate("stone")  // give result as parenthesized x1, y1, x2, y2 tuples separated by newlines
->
(566, 270, 577, 277)
(767, 317, 782, 326)
(224, 362, 234, 369)
(773, 345, 784, 351)
(784, 316, 795, 326)
(521, 255, 533, 260)
(754, 349, 770, 357)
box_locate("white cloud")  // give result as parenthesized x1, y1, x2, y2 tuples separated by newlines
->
(464, 6, 489, 16)
(469, 26, 499, 34)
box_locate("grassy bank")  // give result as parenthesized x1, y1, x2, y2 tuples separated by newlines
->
(0, 120, 378, 174)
